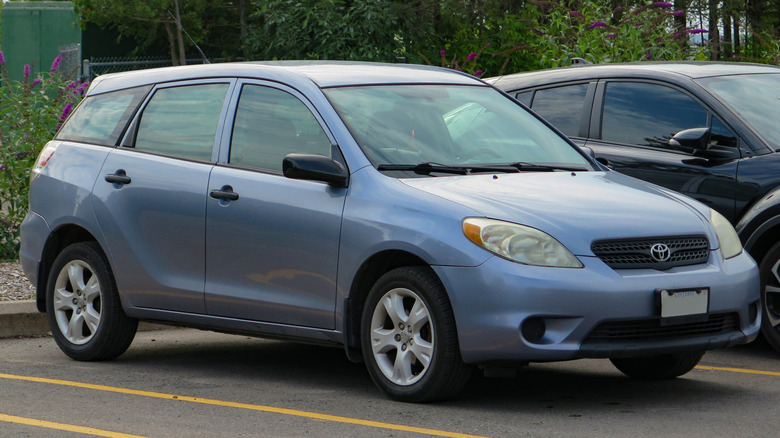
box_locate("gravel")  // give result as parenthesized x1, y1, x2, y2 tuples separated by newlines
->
(0, 262, 36, 301)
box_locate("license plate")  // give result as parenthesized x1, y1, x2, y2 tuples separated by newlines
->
(659, 287, 709, 324)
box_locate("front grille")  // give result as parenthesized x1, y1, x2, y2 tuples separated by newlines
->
(592, 235, 709, 269)
(583, 312, 739, 344)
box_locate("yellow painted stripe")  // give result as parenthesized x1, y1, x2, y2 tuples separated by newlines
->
(696, 365, 780, 377)
(0, 413, 147, 438)
(0, 373, 489, 438)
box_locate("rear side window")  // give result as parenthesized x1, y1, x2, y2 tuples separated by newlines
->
(229, 84, 331, 172)
(601, 82, 707, 148)
(530, 84, 589, 136)
(134, 83, 230, 161)
(56, 86, 150, 146)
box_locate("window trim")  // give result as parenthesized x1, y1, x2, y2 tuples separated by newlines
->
(515, 80, 596, 140)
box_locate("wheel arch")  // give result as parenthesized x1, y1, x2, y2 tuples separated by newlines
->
(36, 224, 101, 312)
(342, 250, 430, 361)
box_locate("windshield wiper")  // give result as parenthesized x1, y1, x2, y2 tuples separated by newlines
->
(509, 162, 590, 172)
(377, 162, 519, 175)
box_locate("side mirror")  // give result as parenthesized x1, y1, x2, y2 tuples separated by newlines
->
(580, 146, 612, 169)
(669, 127, 711, 152)
(283, 153, 349, 187)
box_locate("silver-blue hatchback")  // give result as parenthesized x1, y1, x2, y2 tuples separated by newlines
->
(20, 61, 760, 402)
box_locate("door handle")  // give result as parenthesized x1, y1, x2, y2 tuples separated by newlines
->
(210, 185, 239, 201)
(105, 170, 131, 185)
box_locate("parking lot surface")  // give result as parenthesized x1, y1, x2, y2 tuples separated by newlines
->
(1, 328, 778, 437)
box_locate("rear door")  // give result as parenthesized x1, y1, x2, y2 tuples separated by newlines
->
(204, 81, 346, 329)
(93, 80, 233, 313)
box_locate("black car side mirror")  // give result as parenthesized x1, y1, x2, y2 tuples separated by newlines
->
(669, 127, 711, 151)
(283, 153, 349, 187)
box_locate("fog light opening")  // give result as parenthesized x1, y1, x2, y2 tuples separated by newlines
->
(749, 301, 759, 325)
(521, 317, 546, 344)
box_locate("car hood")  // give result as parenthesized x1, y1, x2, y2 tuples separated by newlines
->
(400, 171, 714, 256)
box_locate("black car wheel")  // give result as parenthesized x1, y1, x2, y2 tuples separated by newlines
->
(758, 242, 780, 352)
(610, 351, 704, 380)
(46, 242, 138, 361)
(361, 267, 472, 402)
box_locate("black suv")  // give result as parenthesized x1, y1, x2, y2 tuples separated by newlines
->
(489, 62, 780, 352)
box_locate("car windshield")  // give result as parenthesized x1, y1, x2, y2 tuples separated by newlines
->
(322, 84, 592, 174)
(696, 73, 780, 149)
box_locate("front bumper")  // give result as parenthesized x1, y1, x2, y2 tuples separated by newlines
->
(435, 250, 760, 364)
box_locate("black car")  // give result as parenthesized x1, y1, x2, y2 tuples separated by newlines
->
(489, 62, 780, 352)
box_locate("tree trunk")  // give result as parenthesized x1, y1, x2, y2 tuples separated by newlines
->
(708, 0, 720, 60)
(174, 0, 186, 66)
(164, 21, 179, 66)
(239, 0, 249, 60)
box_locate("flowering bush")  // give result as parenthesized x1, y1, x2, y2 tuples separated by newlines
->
(0, 53, 87, 260)
(502, 1, 709, 69)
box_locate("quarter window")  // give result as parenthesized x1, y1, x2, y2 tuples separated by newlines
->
(56, 86, 151, 146)
(530, 84, 589, 137)
(134, 83, 230, 161)
(601, 82, 707, 148)
(230, 85, 331, 172)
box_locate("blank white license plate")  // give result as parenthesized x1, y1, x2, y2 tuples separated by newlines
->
(660, 288, 709, 318)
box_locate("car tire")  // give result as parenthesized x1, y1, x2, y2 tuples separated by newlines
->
(758, 241, 780, 352)
(46, 242, 138, 361)
(361, 266, 472, 402)
(610, 351, 704, 380)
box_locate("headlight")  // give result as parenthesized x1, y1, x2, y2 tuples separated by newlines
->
(463, 218, 583, 268)
(710, 209, 742, 259)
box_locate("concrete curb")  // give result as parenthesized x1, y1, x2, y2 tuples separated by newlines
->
(0, 300, 173, 338)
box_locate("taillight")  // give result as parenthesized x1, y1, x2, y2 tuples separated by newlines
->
(31, 141, 60, 184)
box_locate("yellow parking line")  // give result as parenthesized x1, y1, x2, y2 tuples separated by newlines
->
(695, 365, 780, 377)
(0, 413, 147, 438)
(0, 373, 490, 438)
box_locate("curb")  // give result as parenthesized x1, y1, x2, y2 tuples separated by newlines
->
(0, 300, 173, 338)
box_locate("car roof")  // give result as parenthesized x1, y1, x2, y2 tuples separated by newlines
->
(488, 61, 780, 90)
(87, 61, 484, 96)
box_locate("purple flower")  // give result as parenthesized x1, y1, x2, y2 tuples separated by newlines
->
(466, 52, 478, 62)
(673, 10, 685, 17)
(440, 50, 446, 55)
(652, 2, 673, 7)
(474, 70, 483, 77)
(59, 103, 74, 124)
(569, 10, 583, 17)
(589, 21, 607, 29)
(50, 55, 63, 73)
(613, 6, 622, 11)
(606, 33, 617, 38)
(0, 165, 5, 171)
(634, 22, 643, 27)
(23, 64, 31, 80)
(76, 82, 90, 94)
(31, 77, 42, 87)
(687, 29, 709, 34)
(0, 51, 4, 65)
(646, 53, 652, 60)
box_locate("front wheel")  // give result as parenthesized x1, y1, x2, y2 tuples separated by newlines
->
(758, 242, 780, 352)
(610, 351, 704, 380)
(361, 267, 472, 402)
(46, 242, 138, 361)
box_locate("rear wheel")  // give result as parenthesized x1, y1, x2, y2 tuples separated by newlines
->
(610, 351, 704, 380)
(46, 242, 138, 361)
(361, 267, 472, 402)
(758, 242, 780, 352)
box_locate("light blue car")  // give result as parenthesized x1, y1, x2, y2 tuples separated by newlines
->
(20, 62, 760, 402)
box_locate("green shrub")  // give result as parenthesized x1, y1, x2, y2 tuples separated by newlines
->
(0, 53, 86, 260)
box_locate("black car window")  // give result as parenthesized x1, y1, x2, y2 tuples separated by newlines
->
(711, 116, 738, 148)
(56, 86, 151, 146)
(601, 82, 707, 149)
(515, 91, 533, 107)
(230, 84, 331, 172)
(530, 84, 588, 137)
(134, 83, 229, 161)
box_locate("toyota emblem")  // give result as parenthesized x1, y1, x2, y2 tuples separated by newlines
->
(650, 243, 671, 262)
